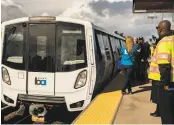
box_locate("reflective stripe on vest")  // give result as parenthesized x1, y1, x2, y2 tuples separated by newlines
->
(148, 35, 174, 82)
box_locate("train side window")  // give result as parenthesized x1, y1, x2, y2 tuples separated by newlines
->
(102, 33, 111, 60)
(118, 39, 122, 48)
(117, 47, 121, 55)
(116, 38, 121, 54)
(121, 40, 126, 47)
(120, 40, 123, 47)
(114, 38, 119, 50)
(109, 36, 116, 53)
(95, 31, 102, 60)
(96, 32, 105, 60)
(114, 38, 118, 48)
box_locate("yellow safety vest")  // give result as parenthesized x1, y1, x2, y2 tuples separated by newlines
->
(148, 35, 174, 82)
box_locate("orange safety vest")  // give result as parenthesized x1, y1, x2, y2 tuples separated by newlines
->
(148, 35, 174, 82)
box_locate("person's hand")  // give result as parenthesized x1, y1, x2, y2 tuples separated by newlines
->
(164, 85, 169, 90)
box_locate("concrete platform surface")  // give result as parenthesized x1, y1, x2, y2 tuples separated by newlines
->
(115, 83, 161, 124)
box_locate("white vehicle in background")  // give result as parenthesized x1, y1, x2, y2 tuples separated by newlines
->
(1, 16, 125, 118)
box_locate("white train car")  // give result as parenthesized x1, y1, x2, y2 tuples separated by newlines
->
(1, 16, 125, 115)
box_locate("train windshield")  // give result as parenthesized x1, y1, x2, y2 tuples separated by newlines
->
(2, 22, 87, 72)
(56, 22, 87, 72)
(2, 23, 26, 70)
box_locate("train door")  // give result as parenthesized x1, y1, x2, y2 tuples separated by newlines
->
(101, 33, 113, 83)
(95, 31, 106, 88)
(115, 38, 121, 56)
(93, 30, 105, 90)
(27, 23, 55, 95)
(107, 36, 115, 78)
(109, 36, 118, 74)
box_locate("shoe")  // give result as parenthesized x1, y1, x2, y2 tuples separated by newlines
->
(128, 91, 133, 94)
(122, 91, 126, 95)
(150, 112, 160, 117)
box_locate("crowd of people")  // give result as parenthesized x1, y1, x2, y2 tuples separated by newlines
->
(119, 20, 174, 124)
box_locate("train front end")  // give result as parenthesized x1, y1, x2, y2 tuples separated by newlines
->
(1, 16, 96, 114)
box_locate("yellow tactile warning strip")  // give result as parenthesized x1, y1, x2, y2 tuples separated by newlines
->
(73, 90, 123, 124)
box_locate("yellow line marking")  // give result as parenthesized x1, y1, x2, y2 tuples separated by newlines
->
(73, 90, 122, 124)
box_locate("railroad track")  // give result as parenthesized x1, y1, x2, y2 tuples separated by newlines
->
(1, 80, 109, 124)
(1, 76, 111, 124)
(1, 84, 107, 124)
(1, 105, 31, 124)
(1, 105, 80, 124)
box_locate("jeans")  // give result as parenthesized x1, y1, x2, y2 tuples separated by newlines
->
(122, 66, 133, 92)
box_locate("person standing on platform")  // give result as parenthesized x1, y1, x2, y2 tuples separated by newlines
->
(121, 36, 136, 94)
(148, 20, 174, 124)
(150, 39, 160, 118)
(139, 37, 146, 81)
(133, 37, 141, 81)
(143, 41, 150, 81)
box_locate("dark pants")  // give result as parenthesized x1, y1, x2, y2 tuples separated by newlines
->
(151, 80, 160, 114)
(140, 62, 149, 81)
(157, 85, 174, 124)
(151, 80, 158, 103)
(122, 66, 133, 92)
(155, 104, 160, 114)
(134, 60, 141, 80)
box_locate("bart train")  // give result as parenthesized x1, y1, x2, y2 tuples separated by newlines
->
(1, 16, 125, 114)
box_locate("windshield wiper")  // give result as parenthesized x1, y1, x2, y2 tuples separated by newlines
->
(6, 25, 20, 45)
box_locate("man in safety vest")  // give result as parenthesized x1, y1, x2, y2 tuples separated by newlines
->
(148, 20, 174, 124)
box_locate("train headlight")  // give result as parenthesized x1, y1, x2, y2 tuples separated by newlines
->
(74, 70, 87, 89)
(2, 67, 11, 85)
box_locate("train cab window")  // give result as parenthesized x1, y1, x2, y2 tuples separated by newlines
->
(2, 23, 26, 70)
(56, 22, 87, 72)
(28, 24, 55, 72)
(36, 36, 47, 59)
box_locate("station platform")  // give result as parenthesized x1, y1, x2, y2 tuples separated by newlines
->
(115, 83, 160, 124)
(73, 72, 161, 124)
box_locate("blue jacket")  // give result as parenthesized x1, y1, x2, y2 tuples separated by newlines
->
(121, 46, 136, 66)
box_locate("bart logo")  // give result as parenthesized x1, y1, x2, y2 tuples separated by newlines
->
(35, 77, 47, 86)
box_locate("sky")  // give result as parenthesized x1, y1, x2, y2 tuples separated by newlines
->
(1, 0, 173, 39)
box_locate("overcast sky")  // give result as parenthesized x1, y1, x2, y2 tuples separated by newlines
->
(1, 0, 173, 39)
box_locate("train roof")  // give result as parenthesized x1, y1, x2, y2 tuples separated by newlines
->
(2, 16, 125, 40)
(92, 24, 125, 40)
